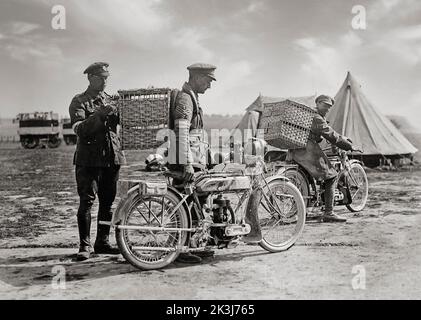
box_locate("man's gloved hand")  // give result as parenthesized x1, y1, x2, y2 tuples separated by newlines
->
(98, 104, 117, 117)
(183, 164, 195, 182)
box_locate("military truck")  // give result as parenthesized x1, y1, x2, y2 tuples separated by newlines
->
(62, 117, 77, 145)
(17, 112, 61, 149)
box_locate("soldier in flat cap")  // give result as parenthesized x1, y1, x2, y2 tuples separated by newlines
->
(167, 63, 216, 263)
(69, 62, 126, 261)
(288, 94, 356, 222)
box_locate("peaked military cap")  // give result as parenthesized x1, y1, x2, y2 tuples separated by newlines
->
(315, 94, 334, 106)
(83, 62, 110, 76)
(187, 63, 217, 81)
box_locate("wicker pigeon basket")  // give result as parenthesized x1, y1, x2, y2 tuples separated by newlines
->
(260, 99, 317, 149)
(117, 88, 171, 150)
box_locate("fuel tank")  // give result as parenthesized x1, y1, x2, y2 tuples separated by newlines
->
(195, 175, 251, 193)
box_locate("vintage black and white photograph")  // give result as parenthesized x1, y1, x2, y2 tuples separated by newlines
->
(0, 0, 420, 303)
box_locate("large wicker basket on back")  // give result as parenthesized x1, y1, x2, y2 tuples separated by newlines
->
(260, 99, 317, 149)
(117, 88, 171, 150)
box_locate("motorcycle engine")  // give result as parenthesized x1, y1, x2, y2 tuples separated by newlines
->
(335, 173, 352, 205)
(209, 195, 236, 247)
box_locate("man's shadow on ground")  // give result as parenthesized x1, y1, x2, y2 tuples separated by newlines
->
(0, 253, 135, 287)
(0, 246, 269, 287)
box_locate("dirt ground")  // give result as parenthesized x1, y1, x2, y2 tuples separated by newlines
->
(0, 144, 420, 299)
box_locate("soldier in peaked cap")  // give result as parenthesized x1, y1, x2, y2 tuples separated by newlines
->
(168, 63, 217, 176)
(288, 94, 357, 223)
(187, 63, 217, 81)
(83, 62, 110, 77)
(166, 63, 217, 264)
(69, 62, 126, 261)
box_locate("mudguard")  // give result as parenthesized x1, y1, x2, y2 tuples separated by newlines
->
(276, 165, 310, 188)
(277, 164, 316, 191)
(263, 174, 291, 186)
(349, 159, 364, 166)
(262, 174, 309, 203)
(276, 166, 291, 177)
(339, 159, 364, 185)
(111, 183, 192, 228)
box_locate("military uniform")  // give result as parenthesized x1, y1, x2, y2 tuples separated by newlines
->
(168, 82, 207, 169)
(288, 113, 353, 180)
(167, 63, 217, 264)
(167, 63, 217, 171)
(288, 95, 353, 217)
(69, 62, 126, 257)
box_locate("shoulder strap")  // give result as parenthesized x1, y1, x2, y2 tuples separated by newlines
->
(168, 89, 180, 130)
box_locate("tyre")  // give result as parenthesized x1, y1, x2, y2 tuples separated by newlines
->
(281, 168, 310, 206)
(258, 179, 306, 252)
(21, 136, 39, 149)
(115, 190, 190, 270)
(345, 162, 368, 212)
(64, 136, 76, 145)
(47, 136, 61, 148)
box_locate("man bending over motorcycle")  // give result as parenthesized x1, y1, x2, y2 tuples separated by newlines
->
(167, 63, 263, 263)
(167, 63, 218, 264)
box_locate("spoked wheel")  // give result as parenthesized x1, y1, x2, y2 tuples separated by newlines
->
(115, 190, 189, 270)
(345, 162, 368, 212)
(258, 179, 306, 252)
(281, 168, 310, 206)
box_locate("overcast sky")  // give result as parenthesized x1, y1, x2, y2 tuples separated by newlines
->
(1, 0, 420, 129)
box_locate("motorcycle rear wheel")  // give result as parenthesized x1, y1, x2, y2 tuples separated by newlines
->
(258, 179, 306, 252)
(116, 190, 189, 270)
(281, 168, 310, 206)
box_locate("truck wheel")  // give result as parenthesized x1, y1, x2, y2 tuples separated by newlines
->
(47, 136, 61, 148)
(64, 136, 77, 145)
(21, 137, 39, 149)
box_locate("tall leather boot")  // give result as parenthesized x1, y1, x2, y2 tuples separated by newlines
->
(76, 209, 92, 261)
(242, 188, 263, 243)
(94, 224, 120, 254)
(319, 177, 346, 223)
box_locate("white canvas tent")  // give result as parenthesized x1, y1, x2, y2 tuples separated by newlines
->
(326, 72, 417, 166)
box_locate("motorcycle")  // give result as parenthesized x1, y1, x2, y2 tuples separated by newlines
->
(275, 148, 368, 215)
(105, 156, 306, 270)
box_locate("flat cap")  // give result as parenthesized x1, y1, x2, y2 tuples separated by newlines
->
(83, 62, 109, 76)
(187, 63, 216, 81)
(315, 94, 334, 106)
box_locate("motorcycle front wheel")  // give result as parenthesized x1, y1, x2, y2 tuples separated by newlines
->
(115, 190, 190, 270)
(345, 162, 368, 212)
(258, 179, 306, 252)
